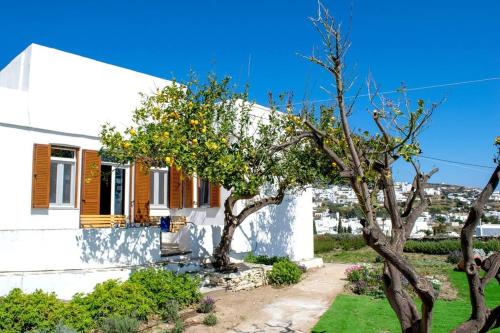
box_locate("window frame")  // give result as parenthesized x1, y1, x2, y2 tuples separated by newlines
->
(100, 162, 129, 215)
(49, 147, 77, 208)
(198, 178, 211, 208)
(150, 168, 169, 208)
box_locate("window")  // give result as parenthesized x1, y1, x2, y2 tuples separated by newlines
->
(198, 179, 210, 207)
(150, 169, 168, 207)
(49, 147, 76, 206)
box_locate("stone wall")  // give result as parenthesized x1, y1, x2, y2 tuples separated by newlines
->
(206, 264, 271, 291)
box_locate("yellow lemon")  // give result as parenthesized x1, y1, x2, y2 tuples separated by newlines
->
(129, 129, 137, 136)
(123, 142, 131, 149)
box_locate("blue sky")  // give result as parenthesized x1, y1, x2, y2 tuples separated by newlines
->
(1, 0, 499, 187)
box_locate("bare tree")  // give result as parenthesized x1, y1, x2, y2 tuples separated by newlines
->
(453, 163, 500, 333)
(299, 3, 441, 332)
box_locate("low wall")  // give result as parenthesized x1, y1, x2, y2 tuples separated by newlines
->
(0, 227, 161, 298)
(0, 227, 161, 272)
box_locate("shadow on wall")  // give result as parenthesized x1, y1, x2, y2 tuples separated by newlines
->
(235, 194, 297, 260)
(185, 224, 222, 259)
(76, 227, 161, 266)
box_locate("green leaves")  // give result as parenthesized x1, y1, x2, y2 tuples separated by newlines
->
(399, 143, 422, 162)
(100, 75, 324, 199)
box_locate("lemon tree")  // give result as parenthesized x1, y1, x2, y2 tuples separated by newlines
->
(100, 75, 329, 271)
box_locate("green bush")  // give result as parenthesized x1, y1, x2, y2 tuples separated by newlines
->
(243, 253, 288, 265)
(54, 322, 78, 333)
(159, 299, 180, 323)
(0, 288, 68, 333)
(129, 268, 201, 309)
(169, 319, 184, 333)
(404, 238, 500, 255)
(446, 249, 463, 264)
(345, 264, 384, 298)
(197, 296, 215, 313)
(314, 234, 365, 253)
(0, 269, 203, 332)
(267, 260, 303, 285)
(80, 280, 154, 323)
(100, 316, 139, 333)
(202, 313, 218, 326)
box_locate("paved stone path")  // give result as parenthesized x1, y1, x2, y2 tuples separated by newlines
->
(185, 263, 349, 333)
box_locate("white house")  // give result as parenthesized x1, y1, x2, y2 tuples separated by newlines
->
(476, 224, 500, 237)
(0, 44, 314, 299)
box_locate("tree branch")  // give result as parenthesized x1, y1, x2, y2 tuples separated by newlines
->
(452, 164, 500, 333)
(236, 184, 287, 223)
(269, 131, 314, 154)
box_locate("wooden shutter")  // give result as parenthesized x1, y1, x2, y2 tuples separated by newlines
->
(210, 183, 221, 208)
(183, 175, 194, 208)
(32, 144, 51, 208)
(80, 150, 101, 215)
(134, 161, 150, 222)
(169, 167, 182, 208)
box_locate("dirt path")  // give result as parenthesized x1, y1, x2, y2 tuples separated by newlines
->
(185, 263, 350, 333)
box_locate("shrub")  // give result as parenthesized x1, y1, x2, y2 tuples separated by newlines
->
(0, 269, 203, 333)
(129, 268, 201, 309)
(100, 316, 139, 333)
(446, 249, 462, 264)
(0, 288, 68, 333)
(159, 299, 180, 323)
(81, 279, 154, 323)
(197, 296, 215, 313)
(314, 234, 365, 253)
(243, 253, 288, 265)
(170, 319, 184, 333)
(345, 264, 384, 298)
(404, 238, 500, 255)
(202, 313, 218, 326)
(267, 260, 303, 285)
(426, 276, 442, 298)
(54, 322, 78, 333)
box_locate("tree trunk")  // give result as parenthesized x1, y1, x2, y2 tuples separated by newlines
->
(383, 263, 422, 333)
(213, 218, 238, 272)
(212, 187, 287, 272)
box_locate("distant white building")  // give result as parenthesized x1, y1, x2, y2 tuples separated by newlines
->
(476, 224, 500, 237)
(411, 212, 432, 237)
(424, 188, 441, 196)
(315, 216, 338, 234)
(342, 217, 363, 235)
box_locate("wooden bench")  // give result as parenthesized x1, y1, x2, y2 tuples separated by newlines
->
(170, 216, 187, 233)
(80, 215, 126, 229)
(138, 216, 161, 227)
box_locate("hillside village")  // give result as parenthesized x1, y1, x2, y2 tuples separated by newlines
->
(313, 183, 500, 237)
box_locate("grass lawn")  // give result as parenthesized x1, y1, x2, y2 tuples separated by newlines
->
(313, 249, 500, 333)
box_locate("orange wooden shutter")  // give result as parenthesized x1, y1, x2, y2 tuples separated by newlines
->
(80, 150, 101, 215)
(169, 167, 182, 208)
(134, 161, 150, 222)
(32, 144, 51, 208)
(210, 183, 221, 208)
(183, 175, 194, 208)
